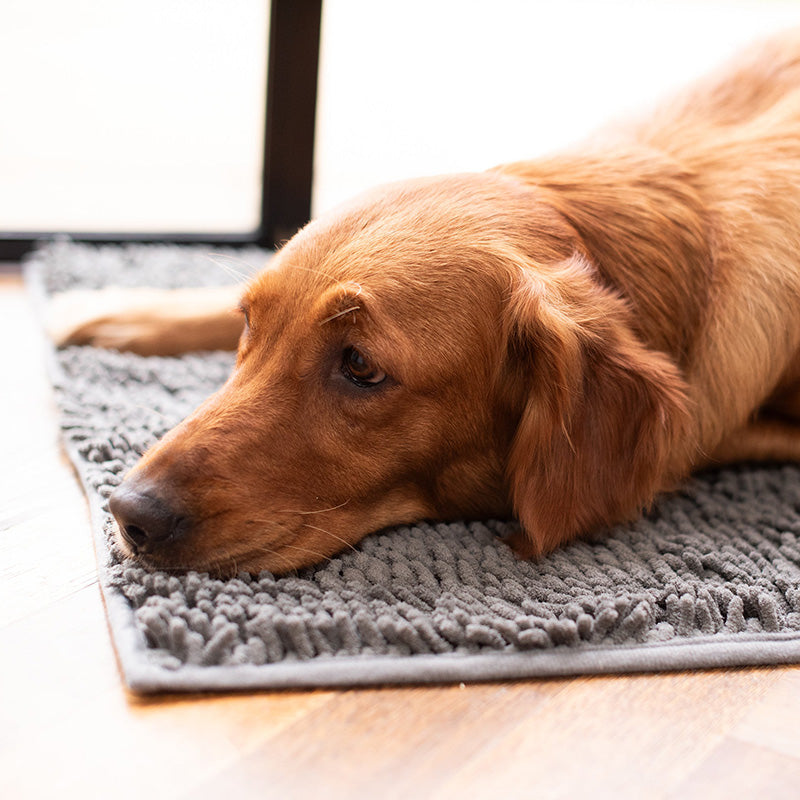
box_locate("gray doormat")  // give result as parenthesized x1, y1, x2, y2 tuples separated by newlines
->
(26, 240, 800, 693)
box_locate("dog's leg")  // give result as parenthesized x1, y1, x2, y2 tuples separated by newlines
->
(705, 349, 800, 465)
(706, 418, 800, 465)
(46, 284, 244, 356)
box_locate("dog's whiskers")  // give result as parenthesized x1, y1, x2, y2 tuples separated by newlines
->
(287, 263, 346, 284)
(214, 546, 240, 577)
(246, 538, 333, 567)
(319, 306, 361, 326)
(245, 514, 358, 553)
(241, 516, 355, 562)
(206, 252, 260, 283)
(276, 541, 332, 561)
(131, 403, 175, 422)
(275, 499, 350, 515)
(301, 522, 360, 555)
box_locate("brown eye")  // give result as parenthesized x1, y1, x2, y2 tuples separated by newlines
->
(342, 346, 386, 387)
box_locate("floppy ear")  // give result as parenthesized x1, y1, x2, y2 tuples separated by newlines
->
(504, 257, 692, 557)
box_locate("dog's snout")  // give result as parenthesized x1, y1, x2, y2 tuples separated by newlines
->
(109, 481, 187, 555)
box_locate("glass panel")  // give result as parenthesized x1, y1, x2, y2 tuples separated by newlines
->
(0, 0, 268, 233)
(313, 0, 800, 216)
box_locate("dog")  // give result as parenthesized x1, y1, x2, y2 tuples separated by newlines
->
(50, 30, 800, 576)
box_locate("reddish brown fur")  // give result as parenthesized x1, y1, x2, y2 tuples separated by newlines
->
(70, 30, 800, 574)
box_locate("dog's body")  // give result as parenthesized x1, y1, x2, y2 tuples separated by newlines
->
(52, 30, 800, 574)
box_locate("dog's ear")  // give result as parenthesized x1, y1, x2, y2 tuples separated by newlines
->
(503, 256, 691, 557)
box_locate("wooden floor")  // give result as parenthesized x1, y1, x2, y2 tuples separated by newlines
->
(3, 271, 800, 799)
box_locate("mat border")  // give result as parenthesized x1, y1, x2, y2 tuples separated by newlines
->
(25, 251, 800, 694)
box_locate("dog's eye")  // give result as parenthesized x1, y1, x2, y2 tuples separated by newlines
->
(341, 346, 386, 387)
(237, 303, 250, 329)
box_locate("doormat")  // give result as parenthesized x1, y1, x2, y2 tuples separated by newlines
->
(26, 240, 800, 693)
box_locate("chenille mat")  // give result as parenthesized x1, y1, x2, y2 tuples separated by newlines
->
(25, 240, 800, 693)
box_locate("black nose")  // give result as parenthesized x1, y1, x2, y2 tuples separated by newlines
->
(109, 480, 188, 555)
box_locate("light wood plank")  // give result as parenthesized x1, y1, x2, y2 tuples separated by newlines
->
(432, 670, 779, 800)
(672, 738, 800, 800)
(190, 681, 560, 800)
(728, 669, 800, 761)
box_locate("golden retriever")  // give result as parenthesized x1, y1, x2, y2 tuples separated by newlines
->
(51, 30, 800, 575)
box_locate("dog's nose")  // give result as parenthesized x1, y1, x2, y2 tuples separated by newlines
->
(109, 480, 187, 554)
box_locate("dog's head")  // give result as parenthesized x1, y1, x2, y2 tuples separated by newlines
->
(109, 172, 690, 574)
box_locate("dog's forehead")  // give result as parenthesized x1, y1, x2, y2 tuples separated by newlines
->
(269, 173, 530, 293)
(242, 172, 543, 350)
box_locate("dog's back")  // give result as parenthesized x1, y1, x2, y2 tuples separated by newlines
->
(497, 29, 800, 459)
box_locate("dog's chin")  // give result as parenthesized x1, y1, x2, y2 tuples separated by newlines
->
(121, 550, 248, 579)
(113, 536, 302, 578)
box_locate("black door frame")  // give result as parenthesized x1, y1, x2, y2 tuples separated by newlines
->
(0, 0, 321, 260)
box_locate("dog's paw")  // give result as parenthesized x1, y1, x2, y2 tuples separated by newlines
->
(46, 287, 168, 353)
(45, 285, 243, 356)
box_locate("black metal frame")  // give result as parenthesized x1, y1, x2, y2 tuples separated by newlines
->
(0, 0, 321, 261)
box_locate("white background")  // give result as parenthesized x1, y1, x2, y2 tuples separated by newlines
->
(1, 0, 800, 232)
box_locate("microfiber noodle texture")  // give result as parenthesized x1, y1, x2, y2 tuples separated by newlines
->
(25, 240, 800, 693)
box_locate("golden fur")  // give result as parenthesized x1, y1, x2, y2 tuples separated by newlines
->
(54, 30, 800, 574)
